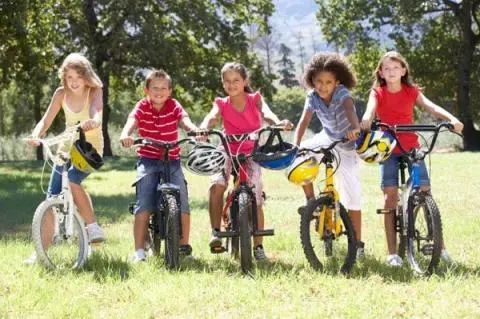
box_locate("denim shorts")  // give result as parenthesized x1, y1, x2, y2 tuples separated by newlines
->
(133, 157, 190, 215)
(47, 164, 90, 198)
(380, 154, 430, 189)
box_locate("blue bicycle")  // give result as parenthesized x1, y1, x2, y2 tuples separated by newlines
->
(374, 121, 460, 275)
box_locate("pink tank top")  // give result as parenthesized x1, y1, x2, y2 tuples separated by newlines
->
(215, 92, 262, 155)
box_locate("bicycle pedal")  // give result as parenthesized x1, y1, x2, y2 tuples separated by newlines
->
(90, 242, 103, 248)
(376, 208, 395, 215)
(420, 244, 434, 255)
(210, 246, 226, 254)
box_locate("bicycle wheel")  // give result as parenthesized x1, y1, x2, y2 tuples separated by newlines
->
(226, 202, 239, 259)
(164, 194, 180, 270)
(238, 192, 253, 273)
(300, 196, 357, 274)
(32, 198, 89, 270)
(406, 193, 443, 275)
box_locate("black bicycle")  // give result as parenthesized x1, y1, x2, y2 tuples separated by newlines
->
(129, 137, 193, 269)
(374, 121, 460, 275)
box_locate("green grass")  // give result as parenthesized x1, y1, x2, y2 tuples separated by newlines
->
(1, 153, 480, 318)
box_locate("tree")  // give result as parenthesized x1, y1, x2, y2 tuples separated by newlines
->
(294, 32, 307, 75)
(315, 0, 480, 150)
(58, 0, 276, 155)
(276, 44, 299, 88)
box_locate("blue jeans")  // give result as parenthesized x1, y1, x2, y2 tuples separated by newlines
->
(133, 157, 190, 215)
(47, 164, 89, 198)
(380, 154, 430, 189)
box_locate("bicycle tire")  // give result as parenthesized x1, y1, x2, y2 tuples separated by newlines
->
(238, 192, 253, 273)
(32, 198, 89, 270)
(300, 196, 357, 274)
(164, 194, 180, 270)
(226, 202, 239, 259)
(406, 193, 443, 275)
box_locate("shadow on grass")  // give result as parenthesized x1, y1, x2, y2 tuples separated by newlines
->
(350, 256, 480, 282)
(83, 250, 132, 282)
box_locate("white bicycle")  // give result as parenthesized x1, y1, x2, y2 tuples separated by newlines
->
(26, 125, 91, 269)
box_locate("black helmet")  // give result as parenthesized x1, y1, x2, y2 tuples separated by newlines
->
(70, 129, 104, 172)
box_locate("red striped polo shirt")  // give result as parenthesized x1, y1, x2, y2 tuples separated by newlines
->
(133, 97, 188, 160)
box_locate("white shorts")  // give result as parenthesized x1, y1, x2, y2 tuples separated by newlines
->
(301, 131, 362, 210)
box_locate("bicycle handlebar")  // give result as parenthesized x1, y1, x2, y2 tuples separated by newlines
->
(297, 138, 349, 156)
(187, 125, 290, 157)
(372, 121, 457, 159)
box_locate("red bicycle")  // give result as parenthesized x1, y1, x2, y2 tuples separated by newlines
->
(188, 126, 296, 273)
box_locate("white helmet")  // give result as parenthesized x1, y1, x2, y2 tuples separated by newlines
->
(185, 144, 227, 175)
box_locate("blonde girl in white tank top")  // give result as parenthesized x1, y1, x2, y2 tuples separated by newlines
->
(24, 53, 106, 262)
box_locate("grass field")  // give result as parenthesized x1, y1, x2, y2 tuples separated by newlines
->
(1, 152, 480, 318)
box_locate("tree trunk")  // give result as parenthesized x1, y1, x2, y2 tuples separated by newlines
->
(33, 86, 44, 160)
(101, 70, 112, 156)
(456, 2, 480, 150)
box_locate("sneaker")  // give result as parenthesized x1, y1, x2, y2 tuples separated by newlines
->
(356, 241, 365, 260)
(209, 231, 222, 248)
(179, 244, 193, 257)
(130, 250, 146, 264)
(87, 223, 105, 243)
(441, 249, 453, 264)
(297, 205, 306, 216)
(253, 245, 266, 261)
(386, 254, 403, 267)
(23, 252, 37, 265)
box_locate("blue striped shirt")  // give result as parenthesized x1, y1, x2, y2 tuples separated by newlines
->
(304, 85, 356, 149)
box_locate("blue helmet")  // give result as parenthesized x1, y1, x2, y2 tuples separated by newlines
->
(253, 130, 297, 170)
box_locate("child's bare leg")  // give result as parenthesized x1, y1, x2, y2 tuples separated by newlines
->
(254, 205, 264, 247)
(209, 184, 225, 230)
(134, 211, 150, 250)
(70, 183, 95, 224)
(302, 182, 315, 201)
(384, 187, 398, 254)
(180, 213, 190, 245)
(349, 210, 361, 241)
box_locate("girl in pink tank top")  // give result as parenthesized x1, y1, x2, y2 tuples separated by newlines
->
(199, 62, 293, 259)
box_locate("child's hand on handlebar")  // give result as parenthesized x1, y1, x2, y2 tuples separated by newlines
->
(278, 119, 294, 131)
(23, 136, 41, 147)
(451, 119, 464, 133)
(120, 135, 134, 148)
(346, 128, 361, 141)
(359, 119, 372, 131)
(81, 119, 100, 131)
(192, 129, 209, 143)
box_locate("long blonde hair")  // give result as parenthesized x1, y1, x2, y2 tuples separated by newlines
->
(373, 51, 414, 88)
(58, 53, 103, 89)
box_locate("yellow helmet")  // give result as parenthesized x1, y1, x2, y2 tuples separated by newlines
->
(70, 130, 104, 173)
(286, 155, 319, 185)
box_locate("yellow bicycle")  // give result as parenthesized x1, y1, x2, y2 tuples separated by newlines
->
(288, 139, 357, 274)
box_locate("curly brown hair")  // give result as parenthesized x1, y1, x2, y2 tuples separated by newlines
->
(303, 52, 356, 90)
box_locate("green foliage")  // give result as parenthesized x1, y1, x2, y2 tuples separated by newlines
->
(314, 0, 480, 149)
(276, 44, 299, 88)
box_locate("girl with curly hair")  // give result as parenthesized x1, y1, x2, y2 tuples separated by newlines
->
(293, 52, 364, 259)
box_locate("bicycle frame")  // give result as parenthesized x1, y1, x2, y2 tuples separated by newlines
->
(300, 140, 345, 239)
(38, 127, 80, 239)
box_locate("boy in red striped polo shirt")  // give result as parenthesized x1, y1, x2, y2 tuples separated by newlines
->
(120, 69, 198, 262)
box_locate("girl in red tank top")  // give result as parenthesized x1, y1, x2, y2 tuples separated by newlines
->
(360, 51, 463, 266)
